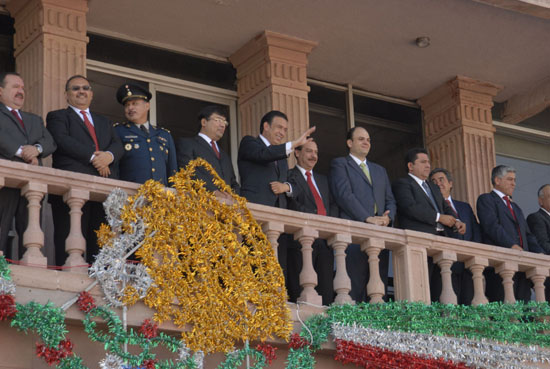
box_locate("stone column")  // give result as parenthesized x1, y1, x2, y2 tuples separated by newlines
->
(295, 227, 321, 305)
(496, 262, 518, 304)
(418, 76, 502, 208)
(20, 182, 47, 266)
(328, 233, 353, 304)
(361, 238, 385, 304)
(229, 31, 317, 141)
(465, 256, 489, 305)
(526, 267, 549, 303)
(7, 0, 89, 117)
(433, 251, 458, 305)
(261, 221, 284, 257)
(393, 233, 431, 303)
(63, 189, 89, 272)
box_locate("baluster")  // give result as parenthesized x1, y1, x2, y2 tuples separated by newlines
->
(496, 262, 517, 304)
(465, 256, 489, 305)
(434, 251, 457, 305)
(295, 227, 321, 305)
(526, 267, 549, 303)
(361, 238, 385, 303)
(328, 233, 353, 304)
(20, 182, 47, 267)
(262, 222, 284, 257)
(63, 189, 89, 272)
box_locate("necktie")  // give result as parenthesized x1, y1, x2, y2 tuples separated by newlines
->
(306, 171, 326, 216)
(360, 163, 377, 214)
(139, 124, 149, 136)
(503, 195, 525, 250)
(211, 140, 220, 159)
(11, 109, 25, 131)
(445, 199, 459, 218)
(80, 110, 99, 151)
(422, 181, 439, 211)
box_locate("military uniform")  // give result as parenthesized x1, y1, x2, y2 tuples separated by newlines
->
(115, 122, 177, 186)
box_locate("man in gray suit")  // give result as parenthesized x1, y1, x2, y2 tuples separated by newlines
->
(329, 126, 396, 302)
(0, 72, 56, 259)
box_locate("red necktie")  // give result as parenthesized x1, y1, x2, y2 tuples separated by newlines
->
(81, 110, 99, 151)
(503, 195, 524, 249)
(306, 171, 326, 216)
(211, 140, 220, 159)
(445, 199, 459, 218)
(11, 109, 25, 131)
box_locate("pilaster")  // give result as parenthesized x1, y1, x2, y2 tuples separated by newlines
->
(418, 76, 502, 208)
(7, 0, 89, 118)
(229, 31, 317, 139)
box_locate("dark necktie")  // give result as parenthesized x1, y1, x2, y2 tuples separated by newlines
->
(11, 109, 25, 131)
(422, 181, 439, 211)
(140, 124, 149, 136)
(306, 171, 326, 216)
(81, 110, 99, 151)
(503, 195, 525, 250)
(211, 140, 220, 159)
(445, 199, 459, 218)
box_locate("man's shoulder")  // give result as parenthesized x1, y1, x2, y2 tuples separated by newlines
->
(45, 108, 69, 118)
(393, 176, 413, 185)
(527, 209, 547, 222)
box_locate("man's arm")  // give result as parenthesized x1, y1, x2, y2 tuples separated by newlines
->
(32, 115, 56, 157)
(329, 158, 371, 222)
(238, 136, 288, 164)
(527, 213, 550, 254)
(46, 110, 95, 163)
(392, 178, 437, 226)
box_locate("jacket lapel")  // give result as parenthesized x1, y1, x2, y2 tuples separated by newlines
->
(491, 191, 516, 223)
(68, 107, 95, 142)
(295, 168, 316, 205)
(346, 156, 371, 186)
(1, 105, 27, 136)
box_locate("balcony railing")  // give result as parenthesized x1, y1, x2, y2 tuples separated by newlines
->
(1, 158, 549, 306)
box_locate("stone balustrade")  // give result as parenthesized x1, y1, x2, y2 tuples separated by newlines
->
(1, 158, 549, 305)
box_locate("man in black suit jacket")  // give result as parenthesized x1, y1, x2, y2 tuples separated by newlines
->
(477, 165, 543, 302)
(176, 105, 239, 194)
(46, 75, 124, 266)
(0, 72, 56, 260)
(392, 148, 465, 302)
(527, 184, 550, 301)
(430, 168, 482, 305)
(287, 140, 337, 305)
(329, 126, 396, 303)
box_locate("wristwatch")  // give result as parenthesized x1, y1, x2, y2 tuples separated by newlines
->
(34, 144, 43, 155)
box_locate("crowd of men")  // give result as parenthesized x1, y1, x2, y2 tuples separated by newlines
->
(1, 71, 549, 305)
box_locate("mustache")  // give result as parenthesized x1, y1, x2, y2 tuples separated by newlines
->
(15, 93, 24, 98)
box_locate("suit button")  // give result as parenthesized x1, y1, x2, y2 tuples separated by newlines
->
(147, 139, 151, 143)
(151, 157, 155, 161)
(152, 168, 156, 172)
(149, 148, 153, 152)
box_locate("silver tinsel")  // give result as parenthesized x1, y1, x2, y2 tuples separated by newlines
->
(99, 353, 125, 369)
(332, 323, 550, 369)
(176, 343, 204, 369)
(0, 278, 15, 295)
(89, 190, 152, 307)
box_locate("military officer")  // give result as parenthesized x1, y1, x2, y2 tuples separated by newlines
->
(115, 84, 177, 186)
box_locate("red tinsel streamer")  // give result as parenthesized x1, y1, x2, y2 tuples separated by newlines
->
(35, 339, 74, 366)
(0, 294, 17, 320)
(289, 333, 310, 350)
(334, 339, 472, 369)
(139, 319, 159, 339)
(256, 342, 277, 365)
(76, 291, 96, 313)
(142, 358, 157, 369)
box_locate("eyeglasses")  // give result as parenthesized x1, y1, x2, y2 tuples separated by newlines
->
(68, 85, 92, 91)
(208, 117, 229, 126)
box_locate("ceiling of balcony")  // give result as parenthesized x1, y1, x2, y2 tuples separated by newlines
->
(86, 0, 550, 104)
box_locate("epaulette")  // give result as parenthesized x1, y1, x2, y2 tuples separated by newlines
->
(113, 122, 121, 127)
(159, 126, 171, 133)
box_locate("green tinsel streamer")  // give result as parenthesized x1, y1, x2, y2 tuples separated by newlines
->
(285, 347, 315, 369)
(0, 256, 11, 280)
(57, 356, 86, 369)
(11, 301, 68, 347)
(216, 342, 267, 369)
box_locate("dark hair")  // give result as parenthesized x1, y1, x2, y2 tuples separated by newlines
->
(293, 137, 316, 158)
(405, 148, 428, 166)
(429, 168, 453, 183)
(0, 72, 21, 87)
(259, 110, 287, 133)
(346, 126, 365, 141)
(538, 184, 550, 198)
(491, 165, 515, 186)
(65, 75, 89, 91)
(197, 105, 228, 131)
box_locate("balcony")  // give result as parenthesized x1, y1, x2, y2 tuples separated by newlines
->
(1, 158, 550, 368)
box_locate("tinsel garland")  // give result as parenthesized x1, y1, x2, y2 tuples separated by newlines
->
(216, 343, 267, 369)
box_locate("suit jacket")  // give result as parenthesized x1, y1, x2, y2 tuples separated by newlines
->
(287, 167, 338, 217)
(477, 191, 542, 253)
(527, 209, 550, 254)
(0, 103, 56, 162)
(329, 156, 396, 222)
(46, 107, 123, 178)
(450, 199, 482, 243)
(176, 135, 239, 194)
(392, 174, 455, 235)
(237, 135, 289, 207)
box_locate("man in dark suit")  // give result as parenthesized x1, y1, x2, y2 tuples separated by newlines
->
(329, 126, 396, 303)
(477, 165, 543, 302)
(0, 72, 56, 260)
(115, 84, 177, 187)
(392, 148, 465, 302)
(176, 105, 239, 194)
(430, 168, 481, 305)
(527, 184, 550, 301)
(47, 75, 124, 266)
(287, 140, 337, 305)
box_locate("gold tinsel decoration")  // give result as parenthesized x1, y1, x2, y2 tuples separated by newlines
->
(98, 158, 291, 353)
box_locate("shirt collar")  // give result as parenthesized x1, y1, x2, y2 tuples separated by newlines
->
(349, 153, 366, 166)
(408, 173, 426, 187)
(69, 105, 89, 115)
(492, 188, 508, 200)
(198, 132, 213, 144)
(541, 207, 550, 217)
(295, 164, 310, 178)
(259, 134, 271, 147)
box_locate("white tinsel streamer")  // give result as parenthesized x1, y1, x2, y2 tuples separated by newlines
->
(332, 323, 550, 369)
(0, 278, 15, 295)
(89, 190, 152, 307)
(99, 353, 125, 369)
(193, 350, 205, 369)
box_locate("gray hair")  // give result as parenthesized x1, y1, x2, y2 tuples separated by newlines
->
(429, 168, 453, 183)
(538, 184, 550, 198)
(491, 165, 516, 186)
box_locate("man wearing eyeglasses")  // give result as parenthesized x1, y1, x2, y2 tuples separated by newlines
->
(47, 74, 124, 266)
(176, 105, 240, 195)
